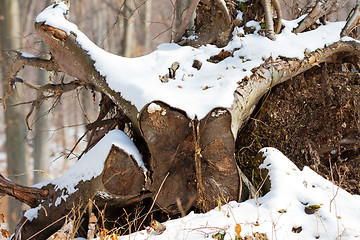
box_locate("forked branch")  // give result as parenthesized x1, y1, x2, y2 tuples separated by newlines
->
(341, 0, 360, 38)
(293, 0, 337, 34)
(0, 50, 59, 108)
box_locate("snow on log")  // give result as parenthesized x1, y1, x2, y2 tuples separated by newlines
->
(31, 3, 360, 139)
(11, 130, 148, 240)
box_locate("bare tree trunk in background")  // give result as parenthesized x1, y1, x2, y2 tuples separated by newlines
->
(33, 1, 52, 184)
(174, 0, 183, 39)
(77, 0, 93, 139)
(0, 0, 28, 232)
(144, 0, 152, 53)
(22, 0, 36, 32)
(33, 47, 51, 184)
(96, 1, 109, 50)
(122, 0, 136, 57)
(185, 0, 195, 33)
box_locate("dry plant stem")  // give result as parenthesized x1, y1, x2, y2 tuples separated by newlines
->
(293, 0, 337, 34)
(341, 0, 360, 37)
(25, 214, 69, 240)
(262, 0, 276, 40)
(136, 172, 169, 232)
(19, 80, 84, 95)
(174, 0, 200, 42)
(193, 121, 206, 210)
(0, 174, 48, 208)
(271, 0, 282, 34)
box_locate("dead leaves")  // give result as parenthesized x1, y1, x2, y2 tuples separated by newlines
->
(208, 50, 234, 63)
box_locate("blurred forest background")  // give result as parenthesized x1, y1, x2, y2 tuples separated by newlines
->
(0, 0, 355, 232)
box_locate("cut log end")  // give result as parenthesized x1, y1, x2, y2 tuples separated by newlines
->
(140, 102, 241, 213)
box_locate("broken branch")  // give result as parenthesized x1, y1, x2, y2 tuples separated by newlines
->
(0, 174, 48, 208)
(341, 0, 360, 38)
(0, 51, 59, 108)
(293, 0, 337, 34)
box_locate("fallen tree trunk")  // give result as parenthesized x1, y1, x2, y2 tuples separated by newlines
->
(9, 138, 149, 240)
(1, 0, 360, 238)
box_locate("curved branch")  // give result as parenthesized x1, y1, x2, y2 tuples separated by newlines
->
(0, 174, 48, 208)
(293, 0, 337, 34)
(0, 52, 59, 108)
(230, 40, 360, 136)
(272, 0, 282, 34)
(341, 0, 360, 38)
(34, 23, 141, 136)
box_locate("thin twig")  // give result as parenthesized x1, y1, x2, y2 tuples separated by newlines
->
(136, 172, 169, 232)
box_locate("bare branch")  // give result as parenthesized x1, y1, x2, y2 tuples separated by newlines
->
(293, 0, 337, 34)
(341, 0, 360, 38)
(35, 23, 142, 136)
(0, 51, 59, 108)
(174, 0, 200, 43)
(0, 174, 48, 208)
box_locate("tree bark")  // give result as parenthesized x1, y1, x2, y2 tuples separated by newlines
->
(10, 144, 149, 240)
(230, 40, 360, 137)
(121, 0, 136, 57)
(139, 102, 242, 213)
(178, 0, 236, 47)
(341, 0, 360, 38)
(144, 0, 152, 53)
(293, 0, 338, 34)
(34, 22, 141, 136)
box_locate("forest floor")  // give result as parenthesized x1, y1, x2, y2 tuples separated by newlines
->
(237, 62, 360, 195)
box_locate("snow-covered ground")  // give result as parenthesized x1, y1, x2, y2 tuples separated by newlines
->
(19, 131, 360, 240)
(109, 148, 360, 240)
(66, 145, 360, 240)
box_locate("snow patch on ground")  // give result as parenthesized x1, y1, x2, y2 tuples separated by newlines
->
(114, 148, 360, 240)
